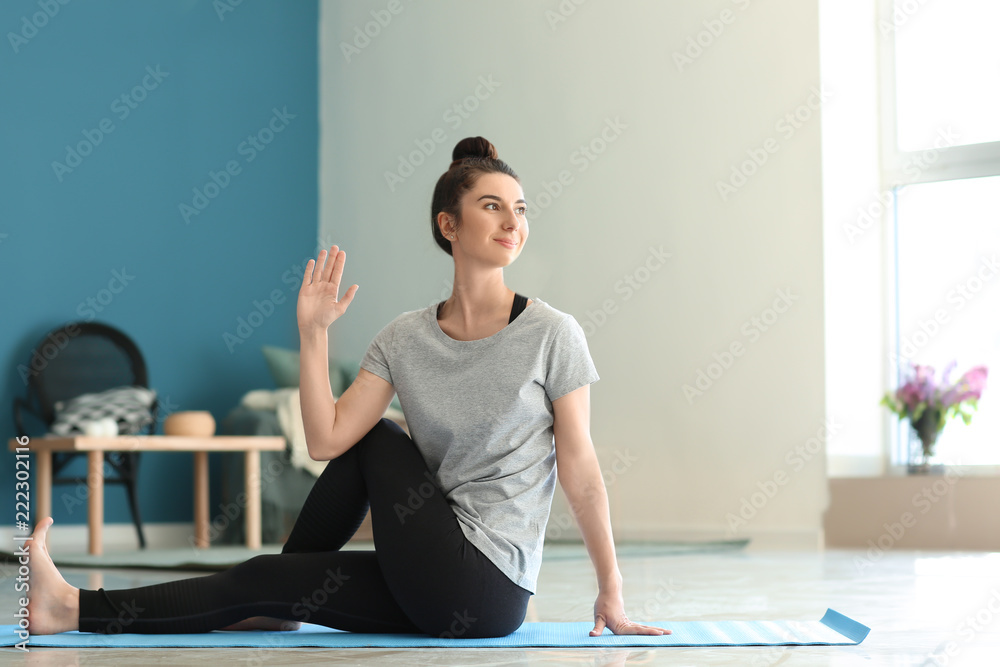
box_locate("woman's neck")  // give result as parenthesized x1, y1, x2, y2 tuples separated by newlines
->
(438, 268, 512, 329)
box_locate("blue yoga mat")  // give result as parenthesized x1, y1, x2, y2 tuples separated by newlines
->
(0, 609, 867, 648)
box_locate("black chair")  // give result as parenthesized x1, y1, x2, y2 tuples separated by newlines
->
(13, 321, 157, 549)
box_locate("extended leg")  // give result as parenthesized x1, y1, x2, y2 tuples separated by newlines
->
(78, 550, 419, 634)
(78, 433, 414, 634)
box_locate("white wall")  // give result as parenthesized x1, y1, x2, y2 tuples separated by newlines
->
(319, 0, 827, 547)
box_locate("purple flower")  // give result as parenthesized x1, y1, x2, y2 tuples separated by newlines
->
(882, 361, 989, 462)
(940, 365, 989, 408)
(897, 381, 924, 411)
(884, 361, 989, 422)
(896, 362, 936, 409)
(940, 359, 958, 387)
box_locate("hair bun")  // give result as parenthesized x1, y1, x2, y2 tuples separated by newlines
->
(450, 136, 497, 168)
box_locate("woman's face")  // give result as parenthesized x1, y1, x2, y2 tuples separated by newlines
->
(444, 172, 528, 267)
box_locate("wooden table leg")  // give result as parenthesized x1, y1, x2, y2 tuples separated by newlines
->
(244, 450, 261, 550)
(36, 450, 52, 549)
(87, 451, 103, 556)
(193, 451, 209, 549)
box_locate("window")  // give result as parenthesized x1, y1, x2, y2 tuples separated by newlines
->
(880, 0, 1000, 467)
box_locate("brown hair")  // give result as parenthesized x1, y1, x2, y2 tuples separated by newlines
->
(430, 137, 519, 256)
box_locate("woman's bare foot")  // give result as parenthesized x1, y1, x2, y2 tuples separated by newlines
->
(25, 518, 80, 635)
(221, 616, 301, 631)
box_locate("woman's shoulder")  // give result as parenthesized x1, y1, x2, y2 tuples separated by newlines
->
(525, 297, 569, 319)
(523, 298, 586, 332)
(369, 304, 434, 338)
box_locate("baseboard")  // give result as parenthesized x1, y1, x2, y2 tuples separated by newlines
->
(1, 523, 196, 554)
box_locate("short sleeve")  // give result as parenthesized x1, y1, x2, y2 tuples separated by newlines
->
(359, 318, 397, 385)
(544, 315, 600, 401)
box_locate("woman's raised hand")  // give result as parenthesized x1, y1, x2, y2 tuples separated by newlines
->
(297, 245, 359, 332)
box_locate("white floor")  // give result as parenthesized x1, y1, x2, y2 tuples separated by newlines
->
(4, 544, 1000, 665)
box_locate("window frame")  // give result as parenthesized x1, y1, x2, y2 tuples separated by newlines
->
(877, 0, 1000, 473)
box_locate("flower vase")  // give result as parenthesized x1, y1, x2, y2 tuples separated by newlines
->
(907, 408, 944, 474)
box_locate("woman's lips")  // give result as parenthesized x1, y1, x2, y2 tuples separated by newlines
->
(495, 239, 517, 249)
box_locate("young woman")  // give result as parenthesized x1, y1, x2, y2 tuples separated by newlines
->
(26, 137, 668, 639)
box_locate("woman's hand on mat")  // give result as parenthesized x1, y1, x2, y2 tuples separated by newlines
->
(591, 591, 671, 636)
(298, 245, 359, 332)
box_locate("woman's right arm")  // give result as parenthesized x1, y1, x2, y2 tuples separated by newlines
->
(297, 245, 395, 460)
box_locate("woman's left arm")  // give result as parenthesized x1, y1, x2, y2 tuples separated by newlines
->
(552, 384, 670, 636)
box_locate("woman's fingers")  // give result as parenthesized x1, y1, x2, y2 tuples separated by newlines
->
(301, 258, 315, 288)
(300, 246, 349, 290)
(320, 245, 337, 283)
(315, 248, 330, 284)
(321, 245, 347, 285)
(613, 620, 670, 635)
(633, 623, 670, 635)
(340, 283, 359, 310)
(330, 249, 346, 292)
(303, 248, 329, 288)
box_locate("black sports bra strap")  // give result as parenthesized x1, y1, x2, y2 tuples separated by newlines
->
(509, 293, 528, 324)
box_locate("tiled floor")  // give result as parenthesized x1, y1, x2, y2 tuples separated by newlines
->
(3, 543, 999, 665)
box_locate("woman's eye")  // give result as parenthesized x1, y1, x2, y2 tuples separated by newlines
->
(517, 207, 527, 215)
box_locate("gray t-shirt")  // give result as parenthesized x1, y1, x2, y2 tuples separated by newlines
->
(359, 296, 599, 593)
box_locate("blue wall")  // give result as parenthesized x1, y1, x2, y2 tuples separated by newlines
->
(1, 0, 318, 531)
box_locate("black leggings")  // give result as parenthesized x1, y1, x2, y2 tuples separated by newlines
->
(78, 418, 531, 637)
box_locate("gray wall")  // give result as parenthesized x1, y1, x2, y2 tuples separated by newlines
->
(319, 0, 827, 546)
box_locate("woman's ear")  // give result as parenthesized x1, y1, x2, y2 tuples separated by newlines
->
(437, 212, 455, 239)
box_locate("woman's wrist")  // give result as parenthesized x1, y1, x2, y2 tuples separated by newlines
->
(597, 570, 623, 594)
(299, 326, 328, 344)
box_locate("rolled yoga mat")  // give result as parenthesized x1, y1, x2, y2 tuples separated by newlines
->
(1, 609, 868, 648)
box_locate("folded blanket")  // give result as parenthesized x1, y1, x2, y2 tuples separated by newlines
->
(49, 385, 157, 436)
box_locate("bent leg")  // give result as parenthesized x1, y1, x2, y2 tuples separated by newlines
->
(282, 440, 369, 554)
(355, 419, 531, 638)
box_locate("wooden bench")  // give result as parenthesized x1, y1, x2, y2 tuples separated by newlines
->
(8, 435, 285, 555)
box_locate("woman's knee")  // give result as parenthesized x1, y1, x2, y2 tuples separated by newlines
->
(365, 417, 408, 441)
(357, 418, 414, 458)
